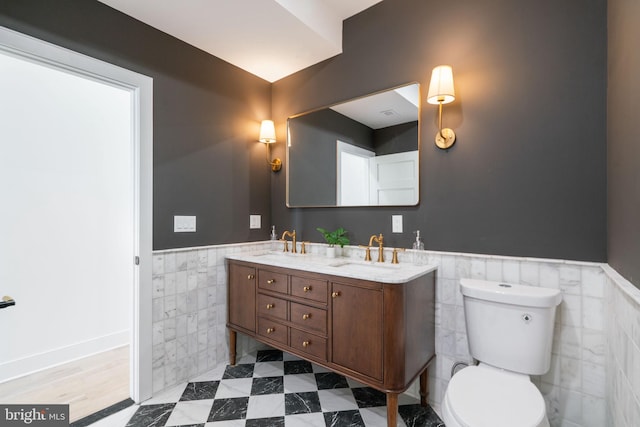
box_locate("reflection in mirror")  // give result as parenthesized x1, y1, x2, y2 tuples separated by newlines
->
(287, 83, 420, 207)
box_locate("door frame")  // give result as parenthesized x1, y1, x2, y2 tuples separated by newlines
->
(336, 140, 375, 206)
(0, 26, 153, 403)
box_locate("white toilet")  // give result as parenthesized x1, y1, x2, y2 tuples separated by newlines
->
(442, 278, 562, 427)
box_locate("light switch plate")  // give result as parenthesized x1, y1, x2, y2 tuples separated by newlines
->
(249, 215, 261, 229)
(174, 215, 196, 232)
(392, 215, 403, 233)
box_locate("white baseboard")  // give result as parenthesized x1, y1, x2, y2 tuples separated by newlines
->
(0, 330, 129, 383)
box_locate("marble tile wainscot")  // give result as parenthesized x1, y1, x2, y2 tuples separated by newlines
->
(604, 265, 640, 427)
(416, 251, 610, 427)
(151, 241, 639, 427)
(151, 242, 273, 394)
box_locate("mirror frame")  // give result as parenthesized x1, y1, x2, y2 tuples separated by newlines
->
(286, 82, 421, 208)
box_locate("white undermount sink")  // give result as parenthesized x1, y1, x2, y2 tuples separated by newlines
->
(328, 261, 401, 274)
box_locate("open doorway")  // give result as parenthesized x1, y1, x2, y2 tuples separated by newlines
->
(0, 26, 153, 420)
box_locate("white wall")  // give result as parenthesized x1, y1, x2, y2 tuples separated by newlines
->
(0, 51, 133, 381)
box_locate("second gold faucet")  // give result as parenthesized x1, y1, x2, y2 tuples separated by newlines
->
(281, 230, 296, 253)
(368, 233, 384, 263)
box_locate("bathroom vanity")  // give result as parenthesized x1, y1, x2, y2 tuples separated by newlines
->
(226, 251, 436, 426)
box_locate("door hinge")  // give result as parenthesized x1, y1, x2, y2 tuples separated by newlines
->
(135, 256, 140, 265)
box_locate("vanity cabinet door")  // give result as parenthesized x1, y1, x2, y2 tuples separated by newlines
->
(228, 263, 256, 333)
(330, 281, 383, 381)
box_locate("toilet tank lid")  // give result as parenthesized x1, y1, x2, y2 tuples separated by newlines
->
(460, 278, 562, 308)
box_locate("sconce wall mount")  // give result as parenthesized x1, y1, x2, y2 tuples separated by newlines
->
(259, 120, 282, 172)
(427, 65, 456, 150)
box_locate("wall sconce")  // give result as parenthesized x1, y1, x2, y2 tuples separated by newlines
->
(427, 65, 456, 149)
(259, 120, 282, 172)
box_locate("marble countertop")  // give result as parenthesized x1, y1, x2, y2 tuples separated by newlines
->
(226, 251, 437, 284)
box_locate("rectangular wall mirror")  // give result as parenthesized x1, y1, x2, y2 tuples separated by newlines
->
(286, 83, 420, 207)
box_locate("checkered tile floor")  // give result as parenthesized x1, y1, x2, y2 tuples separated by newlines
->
(124, 349, 443, 427)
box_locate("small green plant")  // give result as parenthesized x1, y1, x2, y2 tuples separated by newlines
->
(316, 227, 350, 248)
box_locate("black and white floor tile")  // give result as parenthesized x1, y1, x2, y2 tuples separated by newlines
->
(94, 350, 443, 427)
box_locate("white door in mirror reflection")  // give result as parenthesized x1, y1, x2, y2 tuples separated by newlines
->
(337, 140, 374, 205)
(336, 140, 419, 206)
(369, 151, 419, 205)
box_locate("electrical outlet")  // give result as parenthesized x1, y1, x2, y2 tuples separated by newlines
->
(249, 215, 261, 229)
(392, 215, 403, 233)
(174, 215, 196, 232)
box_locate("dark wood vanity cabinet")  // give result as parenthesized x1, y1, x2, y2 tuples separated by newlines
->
(331, 281, 384, 381)
(227, 263, 256, 334)
(227, 259, 435, 427)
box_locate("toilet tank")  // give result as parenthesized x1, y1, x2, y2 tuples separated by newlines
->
(460, 278, 562, 375)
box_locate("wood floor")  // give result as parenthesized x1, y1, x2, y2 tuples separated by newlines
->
(0, 346, 130, 422)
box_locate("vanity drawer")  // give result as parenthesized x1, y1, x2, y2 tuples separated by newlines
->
(257, 293, 288, 321)
(258, 270, 288, 294)
(257, 317, 288, 345)
(290, 302, 327, 334)
(290, 328, 326, 360)
(291, 276, 328, 303)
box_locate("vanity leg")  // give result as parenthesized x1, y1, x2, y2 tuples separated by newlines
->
(229, 329, 237, 366)
(386, 392, 398, 427)
(420, 367, 429, 406)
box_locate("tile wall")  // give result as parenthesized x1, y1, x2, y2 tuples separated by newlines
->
(411, 251, 608, 427)
(151, 241, 272, 394)
(604, 265, 640, 427)
(151, 242, 638, 427)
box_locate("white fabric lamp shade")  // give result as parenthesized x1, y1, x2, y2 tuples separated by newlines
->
(427, 65, 455, 105)
(259, 119, 276, 143)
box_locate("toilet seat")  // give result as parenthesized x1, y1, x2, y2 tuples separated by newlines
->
(443, 364, 548, 427)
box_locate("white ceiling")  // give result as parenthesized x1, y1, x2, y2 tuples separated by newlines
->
(98, 0, 383, 82)
(330, 84, 420, 129)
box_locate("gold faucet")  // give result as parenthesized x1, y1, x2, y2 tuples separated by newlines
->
(391, 248, 405, 264)
(281, 230, 297, 253)
(368, 233, 384, 263)
(359, 245, 373, 261)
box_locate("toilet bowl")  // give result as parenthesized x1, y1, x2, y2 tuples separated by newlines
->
(442, 364, 549, 427)
(441, 278, 561, 427)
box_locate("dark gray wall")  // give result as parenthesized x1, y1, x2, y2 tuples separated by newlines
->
(272, 0, 608, 261)
(608, 0, 640, 288)
(373, 121, 418, 156)
(1, 0, 612, 265)
(0, 0, 272, 250)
